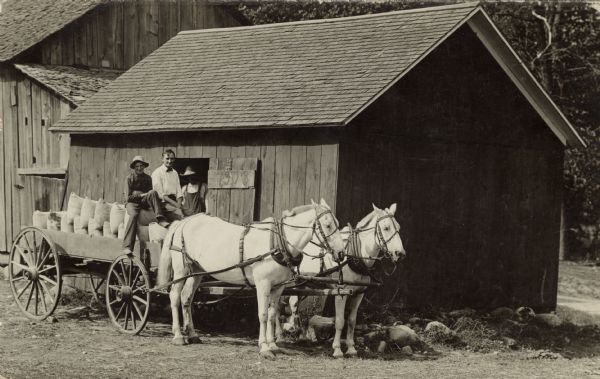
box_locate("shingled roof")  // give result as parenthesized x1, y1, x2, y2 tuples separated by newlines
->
(51, 2, 585, 147)
(14, 64, 122, 106)
(0, 0, 100, 62)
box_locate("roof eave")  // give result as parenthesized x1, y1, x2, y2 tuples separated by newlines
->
(467, 10, 586, 149)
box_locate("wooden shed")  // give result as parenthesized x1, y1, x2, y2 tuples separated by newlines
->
(53, 3, 584, 310)
(0, 0, 247, 254)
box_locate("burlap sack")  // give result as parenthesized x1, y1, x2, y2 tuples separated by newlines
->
(61, 215, 74, 233)
(79, 197, 97, 229)
(66, 192, 84, 219)
(109, 203, 126, 235)
(74, 216, 87, 234)
(94, 199, 112, 227)
(32, 211, 50, 229)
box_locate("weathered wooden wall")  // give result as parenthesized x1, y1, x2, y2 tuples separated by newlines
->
(0, 65, 71, 252)
(66, 129, 338, 223)
(337, 26, 565, 311)
(38, 0, 244, 70)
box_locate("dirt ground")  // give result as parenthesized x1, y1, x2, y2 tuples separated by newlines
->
(3, 268, 600, 378)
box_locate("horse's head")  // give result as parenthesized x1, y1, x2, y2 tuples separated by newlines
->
(371, 203, 406, 262)
(310, 198, 345, 256)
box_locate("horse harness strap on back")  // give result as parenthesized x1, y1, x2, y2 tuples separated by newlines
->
(238, 224, 254, 287)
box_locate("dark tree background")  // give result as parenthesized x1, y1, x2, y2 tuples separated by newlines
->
(231, 0, 600, 259)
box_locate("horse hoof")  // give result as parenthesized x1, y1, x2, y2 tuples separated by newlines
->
(187, 336, 202, 344)
(346, 349, 358, 357)
(333, 349, 344, 359)
(269, 344, 281, 353)
(259, 350, 276, 360)
(172, 336, 187, 346)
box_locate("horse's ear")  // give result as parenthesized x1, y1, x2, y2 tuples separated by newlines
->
(311, 199, 317, 206)
(372, 203, 381, 212)
(282, 209, 294, 217)
(320, 198, 330, 208)
(389, 203, 397, 215)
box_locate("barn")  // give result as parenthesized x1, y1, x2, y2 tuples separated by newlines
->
(51, 2, 584, 310)
(0, 0, 247, 254)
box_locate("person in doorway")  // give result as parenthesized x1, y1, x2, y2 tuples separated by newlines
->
(122, 156, 164, 254)
(180, 166, 208, 217)
(151, 149, 184, 227)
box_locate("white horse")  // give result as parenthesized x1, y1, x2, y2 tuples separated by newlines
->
(156, 199, 345, 357)
(275, 203, 405, 358)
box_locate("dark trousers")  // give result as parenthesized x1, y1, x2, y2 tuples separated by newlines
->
(122, 190, 182, 250)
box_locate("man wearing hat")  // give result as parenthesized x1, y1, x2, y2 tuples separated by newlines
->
(122, 155, 164, 254)
(180, 166, 207, 217)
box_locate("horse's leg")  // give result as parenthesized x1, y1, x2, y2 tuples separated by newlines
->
(274, 296, 285, 343)
(169, 280, 186, 345)
(332, 295, 348, 358)
(267, 286, 286, 352)
(345, 293, 364, 357)
(255, 280, 274, 358)
(181, 276, 202, 344)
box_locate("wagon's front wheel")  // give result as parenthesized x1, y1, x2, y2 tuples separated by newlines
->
(8, 227, 61, 321)
(106, 254, 151, 335)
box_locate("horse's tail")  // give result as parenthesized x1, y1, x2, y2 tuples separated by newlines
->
(157, 221, 179, 287)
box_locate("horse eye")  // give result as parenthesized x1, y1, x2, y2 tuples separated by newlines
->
(384, 226, 390, 231)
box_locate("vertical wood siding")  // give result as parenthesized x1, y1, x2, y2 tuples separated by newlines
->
(67, 130, 338, 223)
(336, 26, 565, 311)
(40, 0, 245, 70)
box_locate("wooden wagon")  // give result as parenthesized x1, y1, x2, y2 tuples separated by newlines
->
(7, 225, 366, 334)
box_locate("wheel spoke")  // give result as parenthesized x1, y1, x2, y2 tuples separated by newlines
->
(94, 277, 105, 292)
(16, 280, 32, 299)
(11, 275, 26, 282)
(119, 259, 127, 283)
(31, 234, 39, 267)
(130, 267, 141, 287)
(23, 233, 37, 266)
(108, 284, 121, 292)
(38, 264, 57, 274)
(10, 260, 29, 272)
(25, 283, 35, 311)
(131, 306, 137, 330)
(123, 305, 130, 330)
(37, 282, 48, 314)
(132, 300, 144, 321)
(34, 282, 39, 315)
(38, 278, 55, 305)
(132, 295, 148, 306)
(14, 244, 34, 268)
(115, 302, 126, 320)
(39, 275, 57, 287)
(109, 298, 122, 306)
(37, 243, 51, 270)
(128, 260, 133, 286)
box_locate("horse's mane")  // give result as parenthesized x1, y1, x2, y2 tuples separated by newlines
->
(283, 204, 314, 217)
(356, 210, 376, 229)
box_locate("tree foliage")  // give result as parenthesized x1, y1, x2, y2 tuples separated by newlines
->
(233, 1, 600, 258)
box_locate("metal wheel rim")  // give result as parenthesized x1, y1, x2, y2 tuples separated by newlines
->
(106, 254, 151, 335)
(8, 227, 61, 321)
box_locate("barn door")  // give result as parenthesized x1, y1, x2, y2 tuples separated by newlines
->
(206, 157, 257, 223)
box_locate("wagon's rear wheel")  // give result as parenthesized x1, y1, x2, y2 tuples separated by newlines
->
(106, 254, 151, 335)
(8, 227, 61, 321)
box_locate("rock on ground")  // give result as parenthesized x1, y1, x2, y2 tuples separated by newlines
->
(386, 325, 420, 347)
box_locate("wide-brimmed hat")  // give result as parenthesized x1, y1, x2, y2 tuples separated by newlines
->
(180, 166, 198, 177)
(130, 155, 149, 169)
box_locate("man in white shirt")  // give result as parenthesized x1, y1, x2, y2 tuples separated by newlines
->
(151, 149, 184, 227)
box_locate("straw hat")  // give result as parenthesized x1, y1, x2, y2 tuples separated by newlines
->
(180, 166, 198, 177)
(130, 155, 149, 169)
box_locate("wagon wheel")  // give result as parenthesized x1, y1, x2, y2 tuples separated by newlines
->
(8, 227, 61, 321)
(106, 254, 151, 335)
(88, 274, 106, 303)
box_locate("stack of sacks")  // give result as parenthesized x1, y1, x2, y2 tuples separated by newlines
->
(47, 212, 64, 231)
(62, 193, 83, 233)
(117, 211, 130, 240)
(32, 211, 50, 229)
(88, 199, 111, 237)
(106, 203, 125, 238)
(75, 197, 97, 234)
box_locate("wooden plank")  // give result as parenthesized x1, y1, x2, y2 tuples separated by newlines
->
(59, 101, 71, 168)
(319, 143, 338, 213)
(138, 0, 159, 62)
(30, 82, 42, 167)
(304, 144, 321, 205)
(111, 1, 124, 69)
(17, 168, 67, 176)
(61, 24, 75, 66)
(289, 145, 306, 207)
(335, 138, 352, 224)
(159, 0, 179, 45)
(50, 35, 62, 65)
(5, 72, 19, 241)
(208, 169, 255, 189)
(244, 144, 261, 221)
(273, 144, 291, 216)
(179, 0, 195, 31)
(86, 11, 99, 68)
(0, 69, 6, 251)
(40, 89, 53, 166)
(215, 146, 232, 220)
(228, 155, 245, 224)
(123, 0, 138, 69)
(97, 4, 114, 68)
(73, 19, 87, 66)
(17, 79, 32, 169)
(259, 144, 275, 219)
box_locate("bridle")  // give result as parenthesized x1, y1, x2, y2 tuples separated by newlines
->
(373, 212, 401, 260)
